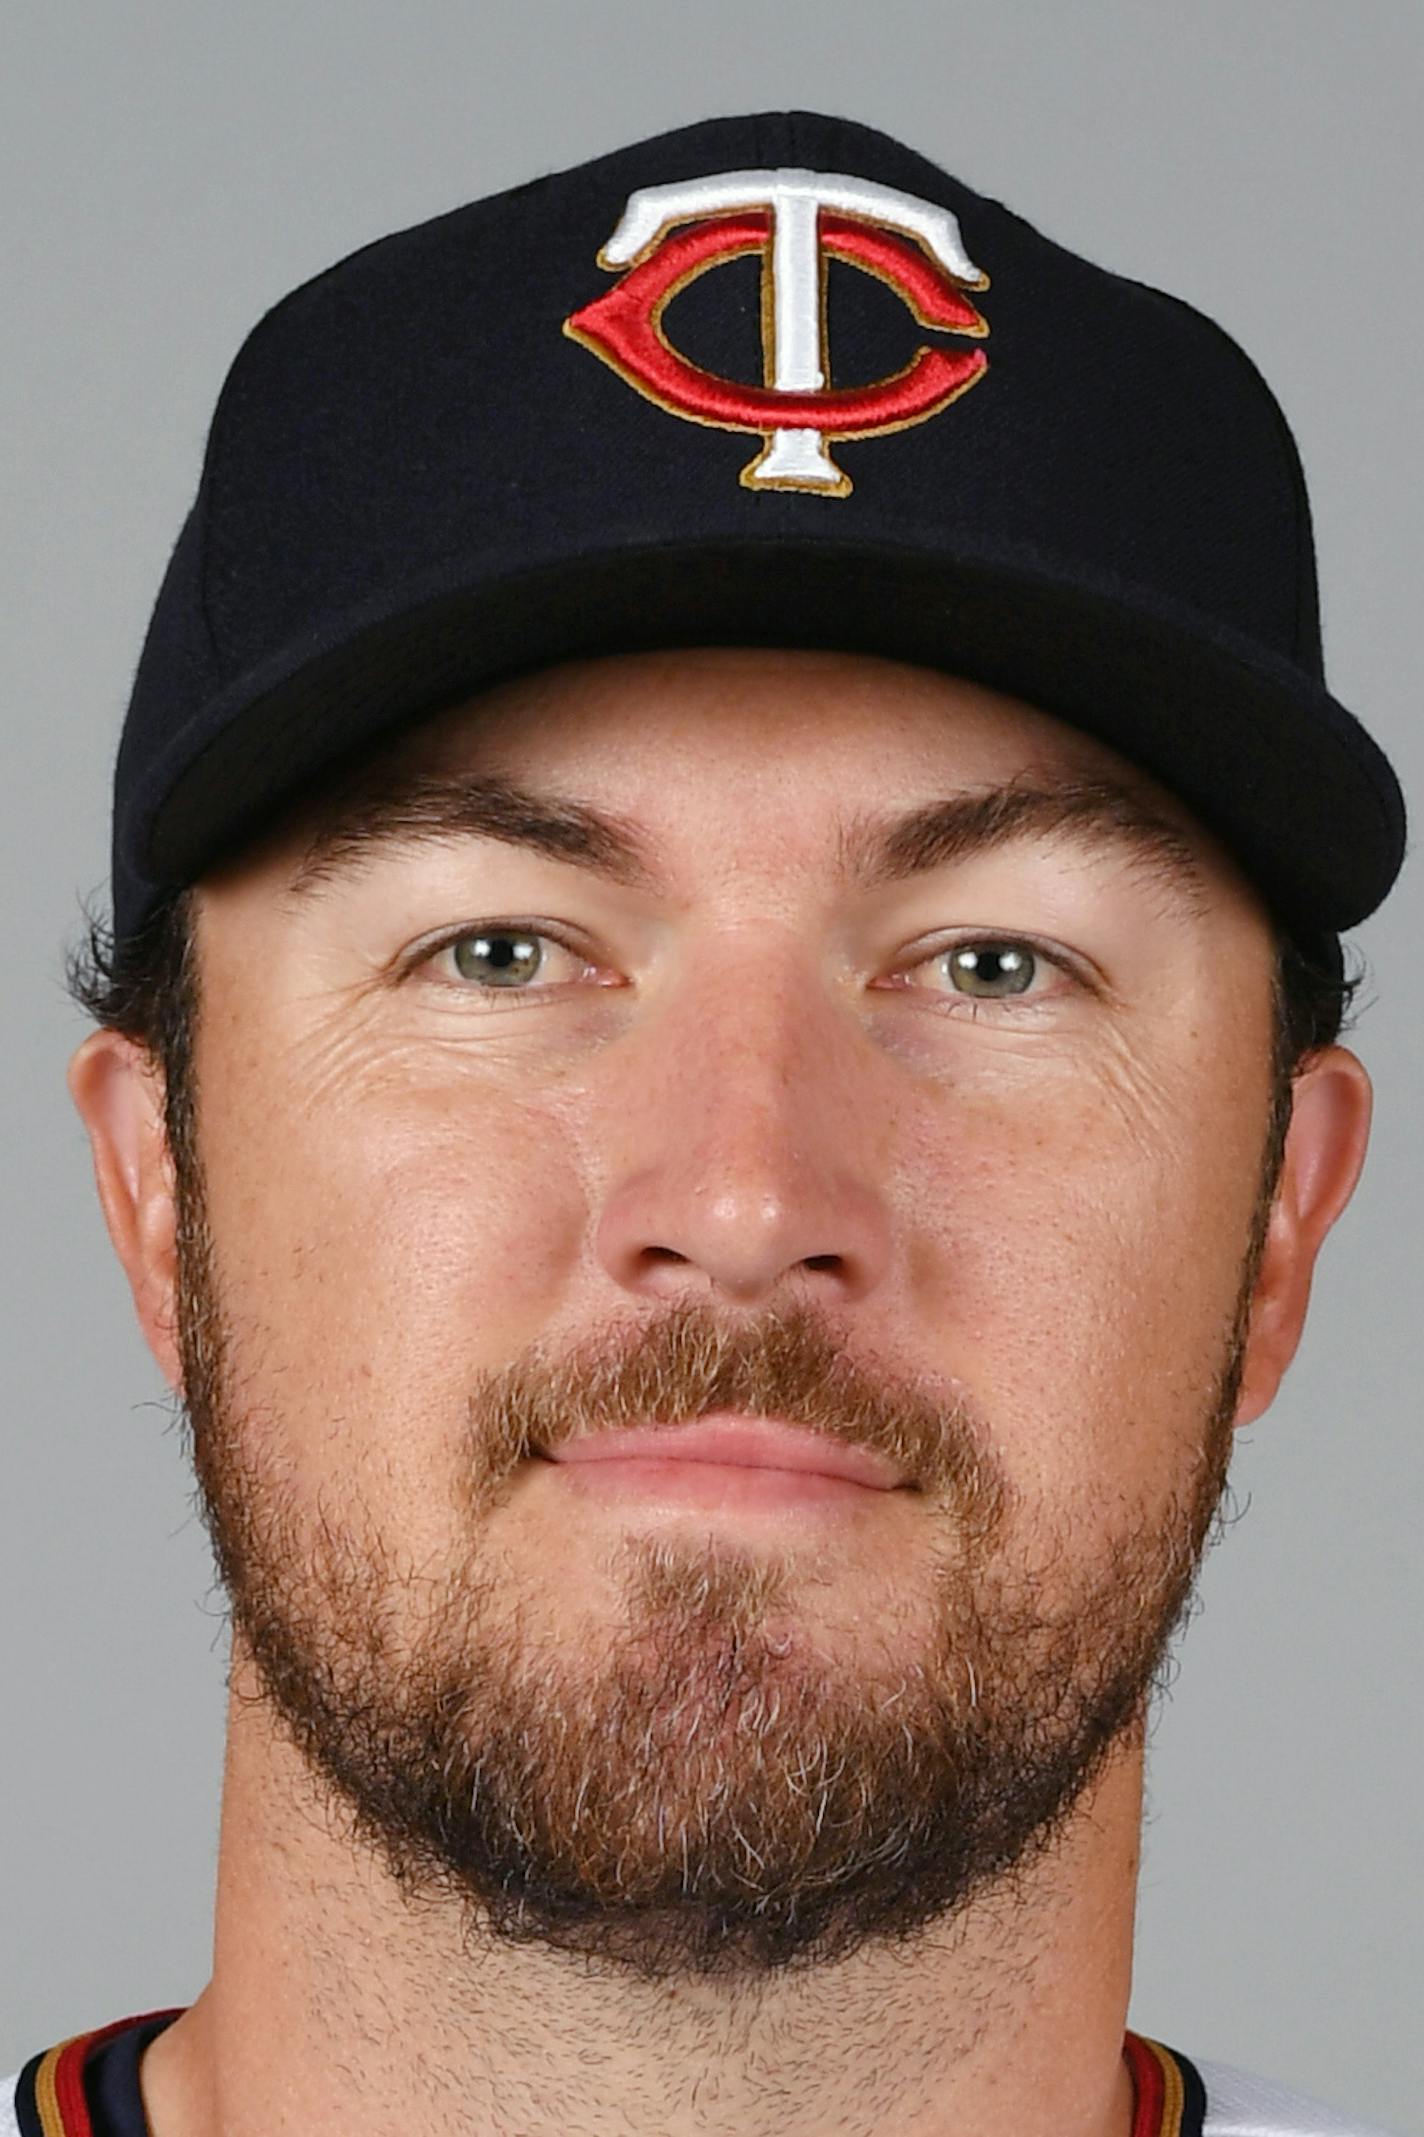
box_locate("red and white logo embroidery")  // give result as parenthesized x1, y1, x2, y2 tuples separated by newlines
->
(564, 167, 990, 497)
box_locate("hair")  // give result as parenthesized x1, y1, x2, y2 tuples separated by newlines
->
(66, 881, 1364, 1212)
(67, 887, 203, 1185)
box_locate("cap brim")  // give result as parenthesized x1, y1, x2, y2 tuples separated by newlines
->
(140, 532, 1404, 935)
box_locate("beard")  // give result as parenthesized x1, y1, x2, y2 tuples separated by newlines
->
(172, 1131, 1271, 1988)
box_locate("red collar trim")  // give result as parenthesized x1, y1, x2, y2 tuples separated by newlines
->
(23, 2011, 185, 2137)
(1125, 2031, 1190, 2137)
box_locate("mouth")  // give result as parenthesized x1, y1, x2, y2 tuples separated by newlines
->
(542, 1412, 909, 1494)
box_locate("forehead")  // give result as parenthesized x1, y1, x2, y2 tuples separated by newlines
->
(364, 647, 1168, 786)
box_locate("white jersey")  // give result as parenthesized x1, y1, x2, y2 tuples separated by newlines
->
(1194, 2056, 1401, 2136)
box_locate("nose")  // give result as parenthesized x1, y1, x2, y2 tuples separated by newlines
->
(591, 933, 895, 1308)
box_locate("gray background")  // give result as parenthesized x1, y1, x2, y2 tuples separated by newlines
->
(3, 2, 1420, 2128)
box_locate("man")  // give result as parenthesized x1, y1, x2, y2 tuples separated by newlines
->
(6, 110, 1405, 2136)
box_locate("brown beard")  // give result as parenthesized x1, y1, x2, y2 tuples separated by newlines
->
(172, 1127, 1273, 1987)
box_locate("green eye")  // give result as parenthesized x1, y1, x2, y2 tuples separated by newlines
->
(451, 932, 550, 987)
(943, 943, 1037, 997)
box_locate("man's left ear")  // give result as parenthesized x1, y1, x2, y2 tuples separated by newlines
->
(1235, 1044, 1373, 1428)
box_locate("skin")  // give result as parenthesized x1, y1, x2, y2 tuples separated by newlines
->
(69, 649, 1372, 2137)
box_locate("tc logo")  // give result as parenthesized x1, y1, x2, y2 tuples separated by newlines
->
(564, 167, 990, 497)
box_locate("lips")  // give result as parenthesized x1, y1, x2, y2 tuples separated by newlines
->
(545, 1413, 906, 1490)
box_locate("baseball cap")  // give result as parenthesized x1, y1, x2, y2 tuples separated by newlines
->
(110, 109, 1406, 954)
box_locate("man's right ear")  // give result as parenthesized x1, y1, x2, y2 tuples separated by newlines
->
(68, 1029, 183, 1390)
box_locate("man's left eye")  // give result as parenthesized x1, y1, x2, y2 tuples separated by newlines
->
(431, 929, 588, 992)
(922, 940, 1050, 999)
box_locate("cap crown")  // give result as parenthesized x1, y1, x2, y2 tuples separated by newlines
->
(112, 110, 1404, 942)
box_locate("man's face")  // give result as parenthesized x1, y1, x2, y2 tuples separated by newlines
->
(174, 649, 1279, 1982)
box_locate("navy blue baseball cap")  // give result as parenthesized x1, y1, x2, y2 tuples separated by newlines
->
(110, 109, 1406, 953)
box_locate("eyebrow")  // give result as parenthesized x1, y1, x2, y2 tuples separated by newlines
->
(284, 765, 1208, 914)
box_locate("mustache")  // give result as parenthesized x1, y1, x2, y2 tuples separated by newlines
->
(466, 1291, 1004, 1515)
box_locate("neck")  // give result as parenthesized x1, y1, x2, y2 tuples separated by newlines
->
(140, 1666, 1144, 2137)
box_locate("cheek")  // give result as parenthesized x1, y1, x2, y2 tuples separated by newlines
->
(901, 1049, 1269, 1503)
(191, 1046, 588, 1518)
